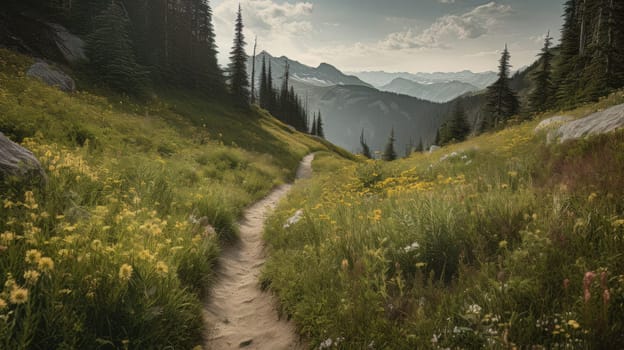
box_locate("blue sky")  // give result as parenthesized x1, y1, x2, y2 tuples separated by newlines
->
(212, 0, 565, 73)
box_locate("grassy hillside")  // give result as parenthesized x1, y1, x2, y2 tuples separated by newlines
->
(0, 48, 348, 349)
(263, 91, 624, 349)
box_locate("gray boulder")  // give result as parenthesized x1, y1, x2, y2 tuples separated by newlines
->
(26, 62, 75, 92)
(551, 104, 624, 143)
(534, 115, 574, 132)
(47, 22, 87, 63)
(0, 132, 46, 187)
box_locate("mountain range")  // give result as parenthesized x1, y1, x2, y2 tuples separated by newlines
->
(379, 78, 479, 103)
(247, 52, 509, 154)
(349, 70, 498, 90)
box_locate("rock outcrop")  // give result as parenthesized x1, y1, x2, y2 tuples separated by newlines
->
(0, 132, 46, 187)
(549, 104, 624, 143)
(26, 62, 75, 92)
(534, 115, 574, 132)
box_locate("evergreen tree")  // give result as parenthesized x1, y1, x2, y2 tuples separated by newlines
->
(87, 1, 147, 94)
(259, 56, 268, 108)
(227, 5, 249, 105)
(311, 114, 317, 136)
(192, 0, 224, 94)
(316, 111, 325, 138)
(415, 138, 424, 153)
(267, 60, 275, 111)
(482, 45, 519, 131)
(553, 0, 582, 107)
(360, 129, 372, 159)
(250, 36, 257, 104)
(382, 128, 397, 161)
(449, 102, 471, 143)
(529, 32, 555, 114)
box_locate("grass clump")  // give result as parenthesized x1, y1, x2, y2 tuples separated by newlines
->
(263, 92, 624, 349)
(0, 48, 343, 348)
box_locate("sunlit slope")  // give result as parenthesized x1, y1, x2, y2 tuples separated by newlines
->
(263, 91, 624, 349)
(0, 48, 348, 349)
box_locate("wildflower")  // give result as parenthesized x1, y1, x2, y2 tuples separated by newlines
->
(403, 242, 420, 253)
(3, 199, 14, 209)
(90, 239, 103, 251)
(24, 270, 40, 285)
(25, 249, 42, 264)
(0, 298, 6, 309)
(612, 219, 624, 227)
(563, 278, 570, 290)
(588, 192, 598, 202)
(119, 264, 133, 281)
(600, 271, 608, 289)
(583, 271, 596, 303)
(508, 171, 518, 178)
(467, 304, 482, 315)
(567, 320, 580, 329)
(415, 262, 427, 268)
(372, 209, 382, 221)
(603, 289, 611, 305)
(9, 287, 29, 304)
(498, 240, 508, 249)
(38, 257, 55, 272)
(341, 259, 349, 271)
(155, 261, 169, 276)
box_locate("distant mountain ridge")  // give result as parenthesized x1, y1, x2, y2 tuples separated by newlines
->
(350, 70, 498, 90)
(248, 51, 372, 88)
(380, 78, 479, 103)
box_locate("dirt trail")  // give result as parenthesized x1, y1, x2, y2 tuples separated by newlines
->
(204, 154, 314, 350)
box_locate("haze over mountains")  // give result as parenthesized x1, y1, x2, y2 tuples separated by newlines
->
(248, 51, 491, 154)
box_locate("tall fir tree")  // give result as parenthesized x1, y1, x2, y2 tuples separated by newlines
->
(553, 0, 582, 107)
(529, 32, 555, 113)
(449, 102, 471, 143)
(360, 129, 372, 159)
(228, 4, 249, 105)
(87, 1, 147, 94)
(250, 36, 257, 104)
(482, 45, 519, 131)
(316, 111, 325, 139)
(259, 55, 269, 108)
(382, 128, 397, 161)
(192, 0, 224, 94)
(267, 60, 275, 111)
(311, 114, 317, 136)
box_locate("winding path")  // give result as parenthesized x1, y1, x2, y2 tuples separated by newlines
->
(204, 154, 314, 350)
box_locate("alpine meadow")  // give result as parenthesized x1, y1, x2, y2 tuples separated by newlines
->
(1, 1, 624, 349)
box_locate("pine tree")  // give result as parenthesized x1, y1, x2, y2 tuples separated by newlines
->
(192, 0, 224, 94)
(449, 102, 471, 142)
(228, 5, 249, 105)
(360, 129, 372, 159)
(529, 32, 555, 114)
(316, 111, 325, 138)
(87, 1, 147, 94)
(553, 0, 581, 107)
(415, 138, 424, 153)
(250, 36, 257, 104)
(267, 60, 275, 111)
(382, 128, 397, 161)
(482, 45, 519, 131)
(311, 114, 317, 136)
(259, 56, 268, 108)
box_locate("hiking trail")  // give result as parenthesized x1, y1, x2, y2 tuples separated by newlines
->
(204, 154, 314, 350)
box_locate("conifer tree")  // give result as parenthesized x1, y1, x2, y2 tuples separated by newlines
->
(87, 1, 147, 94)
(259, 56, 268, 108)
(449, 102, 471, 142)
(228, 5, 249, 105)
(311, 114, 317, 136)
(415, 138, 424, 153)
(250, 36, 257, 104)
(553, 0, 581, 107)
(382, 128, 397, 161)
(482, 45, 518, 131)
(360, 129, 372, 159)
(267, 60, 275, 110)
(316, 111, 325, 138)
(529, 32, 555, 114)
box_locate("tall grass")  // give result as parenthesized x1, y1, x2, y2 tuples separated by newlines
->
(263, 92, 624, 349)
(0, 48, 341, 348)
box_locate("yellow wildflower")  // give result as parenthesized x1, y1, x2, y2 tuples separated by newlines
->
(38, 257, 55, 272)
(155, 261, 169, 276)
(0, 298, 7, 309)
(588, 192, 598, 202)
(119, 264, 133, 281)
(90, 239, 103, 250)
(24, 270, 40, 285)
(341, 259, 349, 271)
(499, 240, 508, 249)
(567, 320, 581, 329)
(9, 287, 29, 304)
(25, 249, 42, 264)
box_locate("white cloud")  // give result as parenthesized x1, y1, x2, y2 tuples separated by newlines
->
(380, 1, 512, 50)
(214, 0, 314, 62)
(438, 0, 456, 3)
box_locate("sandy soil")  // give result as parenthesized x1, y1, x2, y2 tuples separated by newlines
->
(204, 154, 314, 350)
